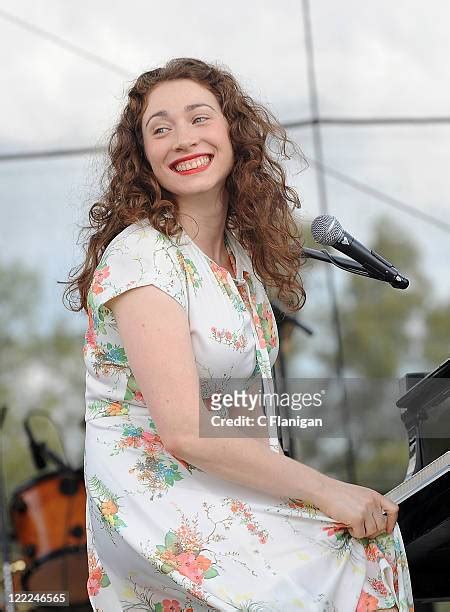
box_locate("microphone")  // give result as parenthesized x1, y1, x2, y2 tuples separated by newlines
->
(311, 215, 409, 289)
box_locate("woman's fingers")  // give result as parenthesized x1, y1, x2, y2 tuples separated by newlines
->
(383, 506, 399, 535)
(362, 496, 399, 537)
(363, 514, 379, 538)
(349, 504, 397, 539)
(317, 480, 400, 539)
(381, 498, 399, 534)
(348, 522, 366, 539)
(364, 511, 387, 538)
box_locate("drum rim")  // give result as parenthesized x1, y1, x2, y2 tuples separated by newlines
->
(21, 544, 88, 594)
(10, 468, 84, 501)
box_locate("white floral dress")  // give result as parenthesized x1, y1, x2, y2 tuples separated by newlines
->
(83, 219, 414, 611)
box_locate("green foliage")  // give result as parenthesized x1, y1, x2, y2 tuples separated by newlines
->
(423, 301, 450, 365)
(0, 260, 41, 406)
(0, 258, 85, 503)
(353, 439, 410, 493)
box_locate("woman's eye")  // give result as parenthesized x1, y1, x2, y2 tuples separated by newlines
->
(153, 116, 208, 135)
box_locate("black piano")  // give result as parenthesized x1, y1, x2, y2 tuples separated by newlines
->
(385, 358, 450, 607)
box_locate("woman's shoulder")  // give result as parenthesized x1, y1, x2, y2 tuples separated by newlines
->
(101, 219, 179, 262)
(89, 219, 188, 312)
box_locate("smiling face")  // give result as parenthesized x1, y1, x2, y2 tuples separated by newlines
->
(141, 79, 234, 209)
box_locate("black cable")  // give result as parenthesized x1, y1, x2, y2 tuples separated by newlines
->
(312, 249, 370, 280)
(0, 142, 448, 236)
(1, 116, 449, 162)
(284, 116, 450, 129)
(0, 6, 448, 239)
(0, 147, 99, 162)
(0, 141, 447, 234)
(0, 8, 132, 78)
(308, 157, 450, 233)
(1, 8, 450, 131)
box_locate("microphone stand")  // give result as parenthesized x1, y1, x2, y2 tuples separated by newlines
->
(24, 412, 69, 473)
(34, 445, 69, 472)
(0, 406, 15, 612)
(270, 304, 314, 457)
(272, 303, 313, 385)
(303, 247, 409, 289)
(273, 247, 408, 461)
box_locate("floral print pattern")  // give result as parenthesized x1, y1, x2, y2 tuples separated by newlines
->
(210, 326, 248, 351)
(87, 399, 129, 418)
(84, 220, 414, 611)
(88, 476, 127, 536)
(107, 419, 198, 500)
(224, 498, 269, 545)
(208, 259, 245, 314)
(154, 516, 220, 585)
(176, 251, 203, 294)
(87, 546, 111, 597)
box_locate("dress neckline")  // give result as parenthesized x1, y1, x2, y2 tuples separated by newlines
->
(181, 228, 245, 282)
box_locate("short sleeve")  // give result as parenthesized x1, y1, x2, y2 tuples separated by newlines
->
(89, 224, 187, 314)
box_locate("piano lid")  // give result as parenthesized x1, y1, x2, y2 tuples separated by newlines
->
(397, 357, 450, 413)
(385, 450, 450, 504)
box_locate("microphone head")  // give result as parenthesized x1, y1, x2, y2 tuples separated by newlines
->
(311, 215, 344, 246)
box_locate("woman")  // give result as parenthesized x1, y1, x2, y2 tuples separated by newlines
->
(65, 58, 413, 611)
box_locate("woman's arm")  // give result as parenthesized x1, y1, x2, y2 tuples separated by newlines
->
(107, 285, 327, 500)
(107, 284, 398, 538)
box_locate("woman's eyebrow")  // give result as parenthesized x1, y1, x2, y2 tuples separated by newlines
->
(145, 103, 216, 128)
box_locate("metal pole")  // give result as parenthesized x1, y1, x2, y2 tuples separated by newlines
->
(301, 0, 356, 482)
(0, 406, 15, 612)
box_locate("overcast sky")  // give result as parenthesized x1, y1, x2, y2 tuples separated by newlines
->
(1, 0, 449, 339)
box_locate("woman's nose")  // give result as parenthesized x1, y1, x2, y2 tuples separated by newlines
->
(174, 126, 199, 151)
(175, 138, 198, 151)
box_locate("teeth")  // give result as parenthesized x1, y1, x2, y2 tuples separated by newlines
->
(174, 155, 212, 172)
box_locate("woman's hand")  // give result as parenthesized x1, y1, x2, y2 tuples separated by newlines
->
(317, 477, 399, 539)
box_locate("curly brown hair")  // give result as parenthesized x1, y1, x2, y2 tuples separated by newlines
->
(63, 57, 307, 314)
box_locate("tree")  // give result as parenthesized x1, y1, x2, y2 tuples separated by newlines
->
(0, 259, 85, 501)
(423, 300, 450, 366)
